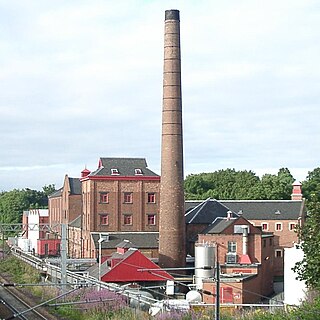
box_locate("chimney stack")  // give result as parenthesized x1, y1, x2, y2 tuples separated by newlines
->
(159, 9, 186, 269)
(291, 181, 302, 200)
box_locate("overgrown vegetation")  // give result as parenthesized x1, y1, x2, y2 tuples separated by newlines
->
(0, 255, 40, 284)
(1, 255, 320, 319)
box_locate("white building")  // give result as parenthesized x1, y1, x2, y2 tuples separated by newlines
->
(284, 244, 307, 305)
(18, 209, 48, 254)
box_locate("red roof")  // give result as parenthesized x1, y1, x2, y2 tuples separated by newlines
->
(101, 249, 174, 282)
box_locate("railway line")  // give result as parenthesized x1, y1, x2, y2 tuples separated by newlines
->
(0, 283, 50, 320)
(5, 248, 158, 312)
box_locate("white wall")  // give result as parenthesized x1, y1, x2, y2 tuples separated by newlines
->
(284, 244, 307, 305)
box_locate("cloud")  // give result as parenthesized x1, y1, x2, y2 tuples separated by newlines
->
(0, 0, 319, 190)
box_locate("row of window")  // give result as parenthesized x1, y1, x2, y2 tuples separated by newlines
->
(99, 192, 156, 204)
(99, 213, 156, 226)
(261, 222, 297, 232)
(110, 168, 143, 175)
(227, 241, 284, 259)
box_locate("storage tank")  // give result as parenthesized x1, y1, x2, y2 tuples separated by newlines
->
(194, 243, 216, 290)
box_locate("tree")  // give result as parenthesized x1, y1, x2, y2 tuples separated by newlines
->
(184, 169, 260, 200)
(302, 168, 320, 202)
(294, 197, 320, 290)
(0, 186, 53, 224)
(256, 168, 294, 200)
(42, 184, 56, 197)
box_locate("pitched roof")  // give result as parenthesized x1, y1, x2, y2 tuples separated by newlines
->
(202, 217, 237, 234)
(220, 200, 305, 220)
(48, 188, 62, 198)
(89, 158, 159, 177)
(185, 198, 238, 224)
(91, 232, 159, 250)
(88, 248, 173, 282)
(69, 215, 81, 228)
(185, 199, 305, 221)
(68, 177, 81, 195)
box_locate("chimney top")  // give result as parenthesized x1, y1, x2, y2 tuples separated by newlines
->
(165, 9, 180, 21)
(291, 180, 303, 200)
(81, 167, 91, 178)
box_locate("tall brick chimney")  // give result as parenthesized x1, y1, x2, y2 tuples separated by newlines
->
(159, 9, 186, 269)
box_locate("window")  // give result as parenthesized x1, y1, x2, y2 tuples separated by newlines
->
(289, 223, 297, 231)
(261, 223, 268, 231)
(100, 193, 109, 203)
(100, 214, 109, 225)
(147, 214, 156, 225)
(275, 249, 282, 258)
(135, 168, 143, 175)
(111, 168, 119, 175)
(227, 241, 237, 253)
(147, 193, 156, 203)
(263, 239, 266, 248)
(124, 192, 133, 203)
(123, 214, 132, 225)
(275, 223, 282, 231)
(269, 238, 273, 246)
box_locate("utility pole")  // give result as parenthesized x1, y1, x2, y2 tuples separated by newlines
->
(61, 224, 67, 293)
(215, 261, 220, 320)
(215, 244, 220, 320)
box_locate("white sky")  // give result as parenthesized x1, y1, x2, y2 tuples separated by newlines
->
(0, 0, 319, 191)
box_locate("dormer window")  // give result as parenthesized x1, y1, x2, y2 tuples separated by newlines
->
(275, 210, 281, 215)
(135, 168, 143, 175)
(111, 168, 119, 175)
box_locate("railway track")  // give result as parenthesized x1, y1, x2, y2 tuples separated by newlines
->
(0, 284, 49, 320)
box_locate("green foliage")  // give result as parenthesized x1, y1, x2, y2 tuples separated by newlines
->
(42, 184, 56, 197)
(184, 168, 294, 200)
(0, 256, 41, 284)
(0, 185, 55, 224)
(294, 197, 320, 290)
(302, 167, 320, 202)
(291, 295, 320, 320)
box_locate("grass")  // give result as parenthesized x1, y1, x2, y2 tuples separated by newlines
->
(0, 255, 319, 319)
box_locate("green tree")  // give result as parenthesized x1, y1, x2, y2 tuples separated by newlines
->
(0, 189, 29, 224)
(0, 186, 54, 224)
(184, 167, 295, 200)
(248, 168, 294, 200)
(42, 184, 56, 197)
(302, 168, 320, 202)
(293, 196, 320, 289)
(185, 169, 260, 200)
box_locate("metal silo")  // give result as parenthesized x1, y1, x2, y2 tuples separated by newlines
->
(194, 243, 216, 290)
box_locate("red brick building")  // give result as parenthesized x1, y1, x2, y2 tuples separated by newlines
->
(48, 158, 160, 259)
(186, 182, 306, 277)
(197, 215, 274, 301)
(80, 158, 160, 258)
(48, 174, 82, 235)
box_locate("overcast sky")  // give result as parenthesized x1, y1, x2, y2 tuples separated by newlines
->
(0, 0, 319, 191)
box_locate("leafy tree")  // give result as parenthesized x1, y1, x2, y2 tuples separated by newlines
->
(302, 168, 320, 202)
(293, 196, 320, 289)
(184, 168, 295, 200)
(185, 169, 260, 200)
(255, 168, 294, 200)
(42, 184, 56, 197)
(0, 185, 54, 224)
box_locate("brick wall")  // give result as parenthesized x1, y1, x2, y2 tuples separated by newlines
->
(250, 218, 299, 276)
